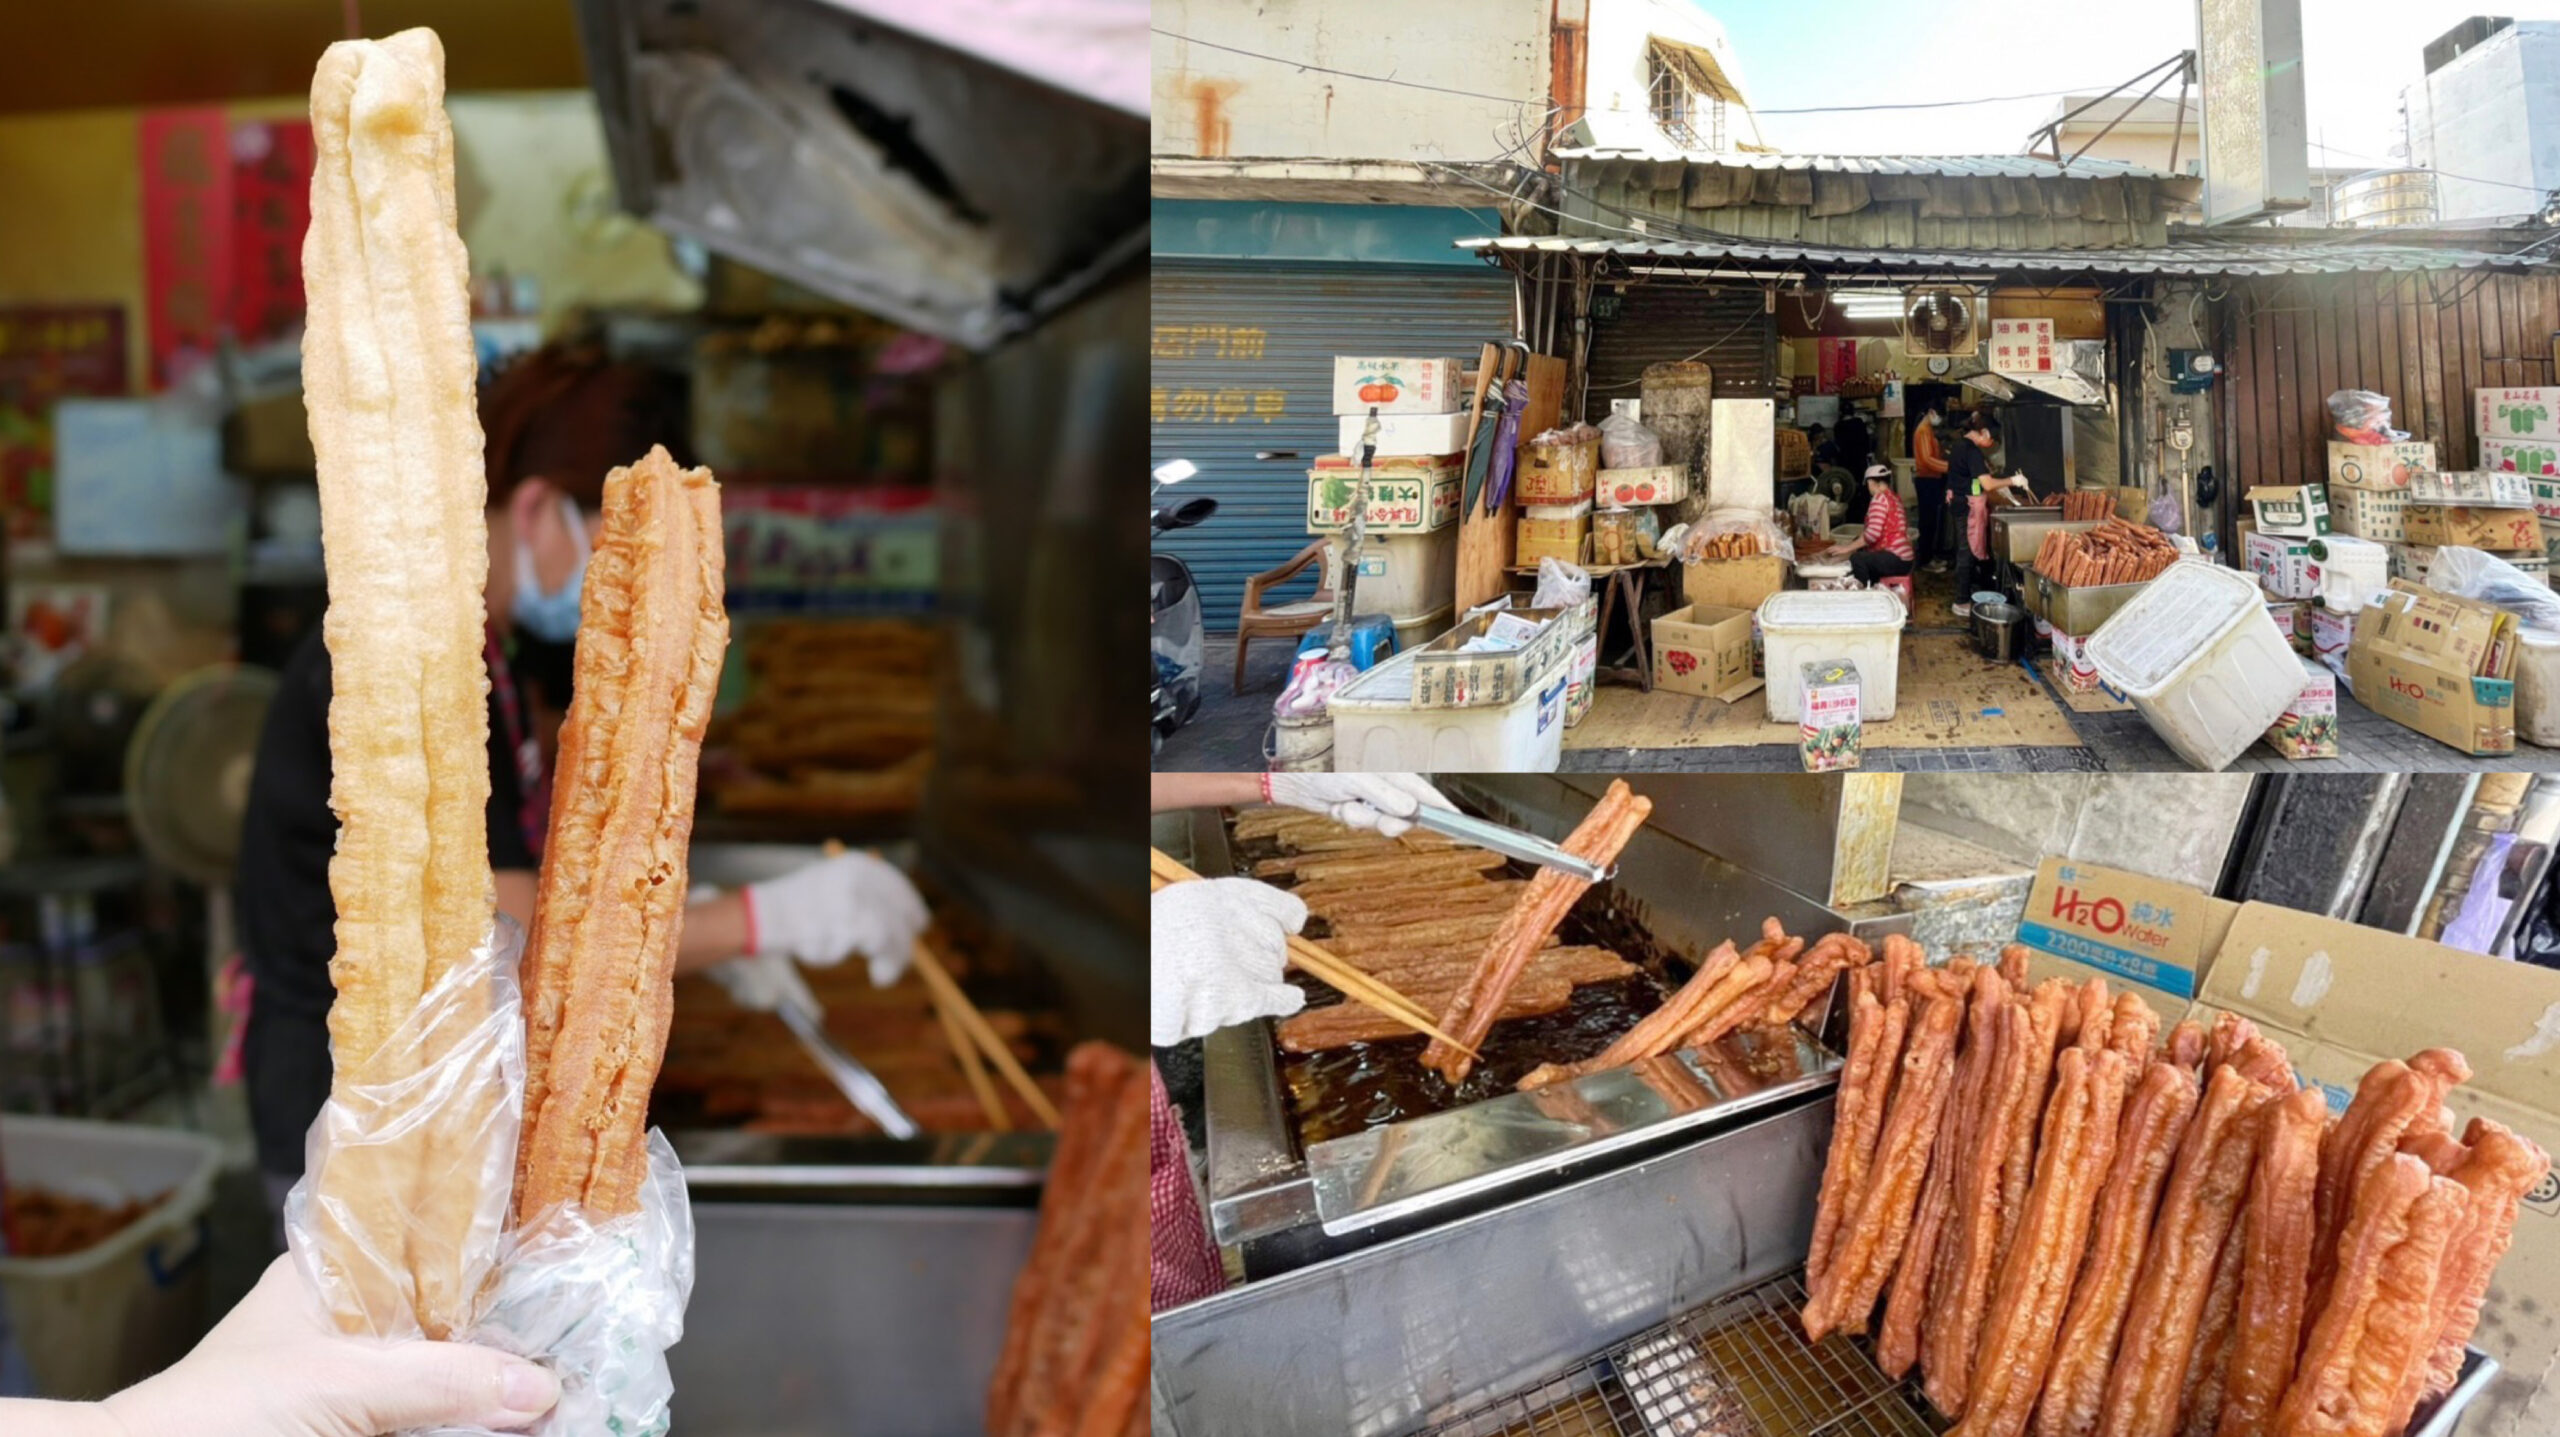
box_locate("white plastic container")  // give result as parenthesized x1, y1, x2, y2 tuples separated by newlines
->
(2086, 561, 2307, 771)
(2306, 534, 2390, 612)
(1331, 527, 1457, 622)
(1756, 590, 1906, 721)
(2515, 628, 2560, 746)
(0, 1116, 222, 1398)
(1328, 649, 1567, 771)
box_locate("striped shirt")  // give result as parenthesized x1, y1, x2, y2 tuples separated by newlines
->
(1863, 489, 1915, 561)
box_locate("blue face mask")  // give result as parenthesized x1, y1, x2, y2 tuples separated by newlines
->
(511, 498, 590, 643)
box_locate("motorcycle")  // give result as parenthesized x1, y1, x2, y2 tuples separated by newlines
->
(1151, 459, 1217, 754)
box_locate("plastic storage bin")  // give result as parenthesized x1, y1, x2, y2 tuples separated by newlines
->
(2086, 561, 2307, 771)
(0, 1116, 221, 1398)
(2516, 628, 2560, 747)
(1328, 649, 1567, 771)
(1756, 590, 1906, 721)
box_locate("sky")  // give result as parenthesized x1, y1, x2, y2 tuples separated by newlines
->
(1711, 0, 2560, 171)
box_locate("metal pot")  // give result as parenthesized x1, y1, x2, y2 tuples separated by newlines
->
(1971, 600, 2025, 662)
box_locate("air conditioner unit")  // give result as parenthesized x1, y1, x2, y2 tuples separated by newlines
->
(1902, 287, 1980, 357)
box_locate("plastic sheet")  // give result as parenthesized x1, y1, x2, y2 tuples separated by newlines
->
(1532, 556, 1592, 610)
(2424, 545, 2560, 632)
(2327, 388, 2409, 444)
(285, 913, 696, 1437)
(2148, 493, 2184, 535)
(1598, 411, 1661, 470)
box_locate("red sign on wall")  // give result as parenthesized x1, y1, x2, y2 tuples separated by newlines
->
(229, 120, 314, 350)
(1814, 338, 1860, 395)
(0, 306, 129, 540)
(139, 110, 234, 389)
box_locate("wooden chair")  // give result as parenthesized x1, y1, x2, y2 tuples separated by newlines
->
(1234, 539, 1336, 692)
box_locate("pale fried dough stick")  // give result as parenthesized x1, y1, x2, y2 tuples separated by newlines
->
(304, 28, 494, 1339)
(514, 448, 727, 1224)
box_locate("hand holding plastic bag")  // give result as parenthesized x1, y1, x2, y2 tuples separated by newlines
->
(284, 914, 694, 1437)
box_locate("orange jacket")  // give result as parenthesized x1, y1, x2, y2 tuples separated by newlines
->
(1912, 417, 1949, 479)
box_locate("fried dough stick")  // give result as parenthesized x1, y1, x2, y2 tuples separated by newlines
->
(2305, 1054, 2466, 1322)
(2036, 1061, 2201, 1437)
(1422, 781, 1651, 1083)
(304, 28, 494, 1339)
(2270, 1155, 2437, 1437)
(1925, 996, 2031, 1418)
(1806, 978, 1909, 1300)
(2211, 1085, 2328, 1437)
(1879, 966, 2006, 1378)
(2414, 1119, 2550, 1404)
(514, 448, 727, 1223)
(1805, 990, 1961, 1341)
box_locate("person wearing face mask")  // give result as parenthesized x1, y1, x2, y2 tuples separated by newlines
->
(235, 342, 927, 1239)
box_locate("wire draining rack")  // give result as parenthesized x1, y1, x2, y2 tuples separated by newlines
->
(1420, 1270, 1942, 1437)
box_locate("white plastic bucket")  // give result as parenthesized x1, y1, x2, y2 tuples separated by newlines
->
(2306, 534, 2389, 612)
(0, 1116, 221, 1398)
(1329, 650, 1567, 771)
(2086, 561, 2307, 771)
(2516, 628, 2560, 747)
(1265, 715, 1334, 772)
(1757, 590, 1906, 721)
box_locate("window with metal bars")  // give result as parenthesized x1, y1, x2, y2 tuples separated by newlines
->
(1649, 52, 1727, 150)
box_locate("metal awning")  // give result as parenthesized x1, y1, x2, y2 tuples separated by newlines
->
(1548, 148, 2172, 180)
(1456, 234, 2550, 279)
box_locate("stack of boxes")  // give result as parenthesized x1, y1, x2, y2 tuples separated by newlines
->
(2404, 469, 2541, 579)
(1515, 431, 1596, 566)
(2476, 387, 2560, 585)
(1312, 357, 1470, 651)
(2241, 482, 2327, 667)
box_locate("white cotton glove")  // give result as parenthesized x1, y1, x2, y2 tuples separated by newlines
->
(708, 950, 821, 1015)
(1262, 773, 1455, 838)
(1151, 879, 1310, 1047)
(745, 851, 931, 987)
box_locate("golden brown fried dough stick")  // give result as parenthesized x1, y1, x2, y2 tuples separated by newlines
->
(2271, 1155, 2433, 1437)
(304, 27, 494, 1339)
(1807, 991, 1960, 1341)
(1878, 968, 2005, 1379)
(2213, 1085, 2328, 1437)
(1805, 986, 1910, 1302)
(2416, 1119, 2550, 1403)
(2305, 1059, 2457, 1322)
(1926, 996, 2030, 1418)
(515, 448, 727, 1223)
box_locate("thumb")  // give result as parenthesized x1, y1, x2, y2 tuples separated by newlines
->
(1228, 880, 1308, 934)
(1253, 982, 1308, 1022)
(353, 1341, 561, 1433)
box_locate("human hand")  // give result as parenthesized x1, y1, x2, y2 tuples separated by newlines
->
(746, 851, 930, 987)
(1262, 773, 1454, 838)
(1151, 879, 1308, 1047)
(706, 949, 822, 1015)
(99, 1255, 559, 1437)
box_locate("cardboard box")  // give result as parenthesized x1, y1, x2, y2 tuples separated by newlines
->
(1410, 604, 1577, 709)
(1332, 356, 1463, 415)
(2476, 385, 2560, 442)
(2245, 483, 2332, 536)
(1798, 660, 1863, 771)
(2046, 628, 2108, 694)
(1517, 439, 1598, 503)
(1682, 553, 1789, 611)
(2514, 553, 2553, 587)
(1516, 501, 1592, 566)
(1651, 604, 1763, 702)
(2535, 476, 2560, 521)
(2265, 599, 2303, 650)
(2309, 603, 2354, 673)
(2328, 483, 2411, 542)
(1774, 426, 1811, 479)
(2245, 530, 2315, 599)
(2010, 857, 2241, 1009)
(1335, 412, 1471, 457)
(1599, 464, 1689, 507)
(2348, 582, 2519, 754)
(2479, 436, 2560, 479)
(2410, 469, 2535, 509)
(2391, 541, 2440, 584)
(2403, 504, 2542, 552)
(2184, 904, 2560, 1435)
(2546, 517, 2560, 570)
(2262, 658, 2339, 758)
(1563, 630, 1598, 728)
(2326, 439, 2436, 490)
(1306, 459, 1461, 534)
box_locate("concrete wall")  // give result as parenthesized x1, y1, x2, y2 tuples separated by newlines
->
(1582, 0, 1764, 152)
(2409, 22, 2560, 222)
(1899, 775, 2254, 892)
(1150, 0, 1549, 162)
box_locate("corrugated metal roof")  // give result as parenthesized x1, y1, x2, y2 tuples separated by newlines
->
(1549, 148, 2171, 180)
(1455, 234, 2545, 276)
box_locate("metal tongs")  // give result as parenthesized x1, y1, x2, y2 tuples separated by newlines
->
(742, 951, 920, 1139)
(1412, 805, 1610, 882)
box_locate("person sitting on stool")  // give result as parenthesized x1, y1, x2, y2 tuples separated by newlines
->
(1828, 464, 1915, 588)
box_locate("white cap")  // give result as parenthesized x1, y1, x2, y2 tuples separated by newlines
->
(1864, 464, 1894, 481)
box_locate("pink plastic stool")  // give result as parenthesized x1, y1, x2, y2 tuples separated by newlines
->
(1877, 573, 1914, 620)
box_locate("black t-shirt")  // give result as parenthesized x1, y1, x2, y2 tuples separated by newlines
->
(235, 628, 539, 1177)
(1947, 438, 1993, 495)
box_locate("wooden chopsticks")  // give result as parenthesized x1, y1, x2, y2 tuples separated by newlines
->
(816, 839, 1059, 1130)
(1149, 847, 1479, 1057)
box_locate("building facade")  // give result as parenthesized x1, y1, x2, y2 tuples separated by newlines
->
(2401, 18, 2560, 224)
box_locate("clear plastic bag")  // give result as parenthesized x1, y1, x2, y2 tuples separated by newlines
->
(2327, 388, 2409, 444)
(1532, 556, 1592, 609)
(1598, 411, 1661, 469)
(285, 913, 695, 1437)
(2148, 494, 2184, 535)
(2424, 545, 2560, 632)
(1675, 507, 1795, 564)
